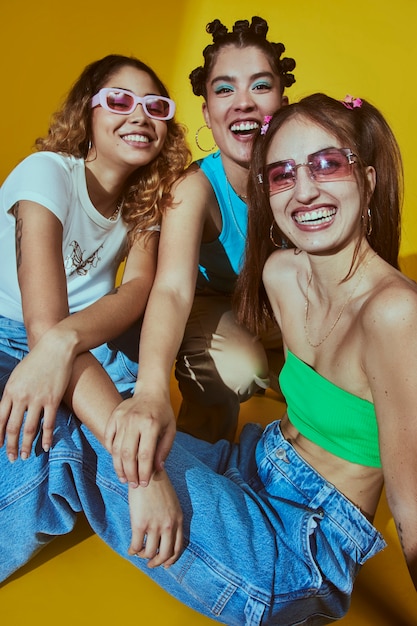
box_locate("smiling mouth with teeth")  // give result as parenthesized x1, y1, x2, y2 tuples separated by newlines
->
(122, 134, 150, 143)
(294, 208, 336, 224)
(230, 121, 260, 134)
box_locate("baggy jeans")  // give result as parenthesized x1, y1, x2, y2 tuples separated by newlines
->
(0, 337, 386, 625)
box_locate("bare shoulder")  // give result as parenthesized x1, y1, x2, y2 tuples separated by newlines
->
(263, 249, 308, 290)
(163, 162, 216, 235)
(172, 161, 214, 200)
(362, 269, 417, 337)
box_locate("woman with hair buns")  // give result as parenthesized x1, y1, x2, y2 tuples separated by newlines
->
(175, 17, 296, 440)
(105, 17, 296, 492)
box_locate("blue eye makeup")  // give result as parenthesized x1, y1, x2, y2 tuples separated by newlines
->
(251, 80, 272, 91)
(214, 83, 235, 95)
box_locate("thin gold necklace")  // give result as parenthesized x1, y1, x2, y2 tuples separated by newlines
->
(108, 197, 123, 221)
(304, 252, 376, 348)
(226, 176, 247, 202)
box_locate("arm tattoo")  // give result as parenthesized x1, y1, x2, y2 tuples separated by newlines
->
(397, 521, 405, 552)
(13, 202, 23, 270)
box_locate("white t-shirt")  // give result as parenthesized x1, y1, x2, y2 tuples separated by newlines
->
(0, 152, 128, 322)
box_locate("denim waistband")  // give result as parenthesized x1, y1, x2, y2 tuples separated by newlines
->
(258, 421, 386, 560)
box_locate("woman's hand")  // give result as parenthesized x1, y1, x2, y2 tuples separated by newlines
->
(128, 469, 183, 568)
(104, 384, 176, 488)
(0, 327, 75, 460)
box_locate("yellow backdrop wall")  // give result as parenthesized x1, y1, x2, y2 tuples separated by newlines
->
(1, 0, 416, 273)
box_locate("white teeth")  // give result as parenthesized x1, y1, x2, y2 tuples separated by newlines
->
(123, 134, 150, 143)
(294, 208, 336, 224)
(230, 121, 259, 133)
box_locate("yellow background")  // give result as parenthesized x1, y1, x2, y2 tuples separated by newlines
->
(2, 0, 416, 274)
(1, 1, 416, 624)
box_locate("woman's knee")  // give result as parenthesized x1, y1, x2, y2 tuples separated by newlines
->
(176, 341, 269, 405)
(211, 333, 270, 400)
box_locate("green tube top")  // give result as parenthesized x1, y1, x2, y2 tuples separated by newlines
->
(279, 349, 381, 468)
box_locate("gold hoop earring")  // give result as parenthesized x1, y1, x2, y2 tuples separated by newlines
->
(195, 125, 217, 152)
(86, 139, 95, 160)
(270, 223, 287, 249)
(366, 207, 373, 236)
(362, 206, 372, 237)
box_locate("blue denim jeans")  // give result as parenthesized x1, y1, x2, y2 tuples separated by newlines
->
(0, 315, 138, 395)
(0, 328, 386, 625)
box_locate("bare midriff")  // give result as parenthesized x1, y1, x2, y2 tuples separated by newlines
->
(280, 413, 384, 521)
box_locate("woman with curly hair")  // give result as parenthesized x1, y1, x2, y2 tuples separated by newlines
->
(104, 17, 296, 493)
(0, 54, 190, 461)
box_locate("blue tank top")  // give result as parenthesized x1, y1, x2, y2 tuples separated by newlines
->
(196, 151, 247, 294)
(279, 349, 381, 468)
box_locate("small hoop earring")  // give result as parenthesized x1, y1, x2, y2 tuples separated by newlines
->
(366, 206, 373, 236)
(195, 125, 217, 152)
(270, 223, 287, 249)
(85, 139, 94, 160)
(362, 206, 372, 237)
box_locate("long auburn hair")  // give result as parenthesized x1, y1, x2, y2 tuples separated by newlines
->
(235, 93, 403, 335)
(36, 54, 191, 246)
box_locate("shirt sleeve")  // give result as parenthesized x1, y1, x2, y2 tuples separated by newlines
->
(2, 152, 72, 225)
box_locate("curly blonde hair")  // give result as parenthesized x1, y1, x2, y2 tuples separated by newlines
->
(36, 54, 191, 247)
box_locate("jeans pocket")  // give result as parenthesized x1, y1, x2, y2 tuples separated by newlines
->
(285, 509, 353, 624)
(116, 349, 138, 379)
(91, 344, 137, 392)
(169, 545, 268, 626)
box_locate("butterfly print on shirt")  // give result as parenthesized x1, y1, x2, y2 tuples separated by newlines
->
(65, 241, 104, 276)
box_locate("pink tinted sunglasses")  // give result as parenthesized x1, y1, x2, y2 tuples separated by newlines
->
(91, 87, 176, 120)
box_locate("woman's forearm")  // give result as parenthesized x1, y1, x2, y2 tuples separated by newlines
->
(135, 286, 192, 391)
(48, 277, 151, 356)
(64, 351, 123, 446)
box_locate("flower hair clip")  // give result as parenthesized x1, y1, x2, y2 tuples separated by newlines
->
(341, 94, 363, 110)
(260, 115, 272, 135)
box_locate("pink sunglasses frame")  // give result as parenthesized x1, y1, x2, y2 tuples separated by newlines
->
(90, 87, 176, 120)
